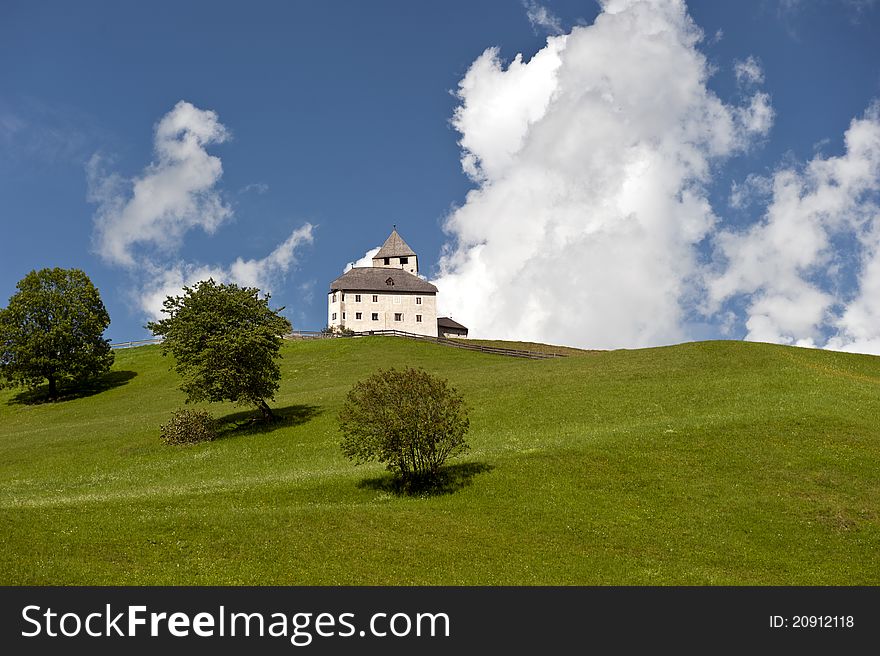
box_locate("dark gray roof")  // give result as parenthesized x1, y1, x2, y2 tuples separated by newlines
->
(373, 229, 416, 259)
(330, 267, 438, 293)
(437, 316, 468, 331)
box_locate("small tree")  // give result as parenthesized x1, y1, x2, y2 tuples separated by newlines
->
(0, 268, 113, 399)
(339, 367, 470, 488)
(147, 279, 292, 421)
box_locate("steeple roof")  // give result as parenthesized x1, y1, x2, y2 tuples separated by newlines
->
(374, 228, 416, 259)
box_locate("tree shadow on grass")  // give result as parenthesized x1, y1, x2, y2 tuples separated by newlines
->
(357, 461, 494, 497)
(7, 370, 138, 405)
(213, 403, 322, 439)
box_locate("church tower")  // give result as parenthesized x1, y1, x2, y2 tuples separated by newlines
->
(371, 227, 418, 275)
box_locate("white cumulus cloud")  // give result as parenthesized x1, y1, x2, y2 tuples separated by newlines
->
(89, 100, 232, 267)
(344, 246, 381, 273)
(708, 104, 880, 350)
(433, 0, 773, 348)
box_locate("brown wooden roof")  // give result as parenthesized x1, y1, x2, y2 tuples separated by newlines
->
(330, 267, 437, 293)
(437, 316, 468, 331)
(373, 229, 416, 259)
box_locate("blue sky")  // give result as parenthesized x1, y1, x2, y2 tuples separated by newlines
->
(1, 1, 879, 351)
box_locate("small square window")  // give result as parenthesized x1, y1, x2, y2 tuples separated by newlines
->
(393, 295, 401, 304)
(416, 314, 422, 322)
(355, 294, 361, 302)
(355, 312, 362, 320)
(383, 257, 390, 265)
(372, 295, 378, 302)
(394, 313, 403, 322)
(416, 297, 422, 305)
(371, 313, 379, 321)
(400, 257, 408, 264)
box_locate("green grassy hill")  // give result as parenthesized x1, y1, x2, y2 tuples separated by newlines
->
(1, 337, 878, 585)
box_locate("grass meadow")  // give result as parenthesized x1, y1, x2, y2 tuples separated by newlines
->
(1, 337, 878, 584)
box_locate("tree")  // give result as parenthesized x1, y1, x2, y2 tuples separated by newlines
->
(147, 279, 292, 421)
(0, 268, 114, 400)
(338, 367, 470, 488)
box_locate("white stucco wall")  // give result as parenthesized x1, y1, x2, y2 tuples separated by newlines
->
(328, 291, 437, 337)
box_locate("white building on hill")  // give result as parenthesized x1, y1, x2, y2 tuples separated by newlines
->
(328, 228, 465, 338)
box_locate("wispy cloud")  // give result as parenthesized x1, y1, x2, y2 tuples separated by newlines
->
(728, 173, 773, 210)
(0, 97, 95, 167)
(239, 182, 269, 195)
(734, 56, 765, 87)
(775, 0, 878, 35)
(229, 223, 315, 292)
(137, 222, 314, 321)
(88, 100, 314, 322)
(522, 0, 564, 35)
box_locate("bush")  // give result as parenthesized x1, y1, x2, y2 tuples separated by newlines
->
(339, 367, 470, 489)
(322, 325, 355, 336)
(160, 409, 217, 445)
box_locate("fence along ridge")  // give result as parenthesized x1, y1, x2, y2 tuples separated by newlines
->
(110, 337, 163, 349)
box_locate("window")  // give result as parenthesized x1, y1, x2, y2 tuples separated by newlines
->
(341, 293, 345, 301)
(416, 314, 422, 322)
(372, 295, 378, 302)
(383, 257, 390, 265)
(331, 312, 337, 320)
(393, 295, 401, 304)
(355, 294, 361, 302)
(394, 313, 403, 322)
(331, 293, 337, 302)
(385, 277, 394, 286)
(416, 297, 422, 305)
(371, 313, 379, 321)
(400, 257, 408, 264)
(355, 312, 362, 320)
(342, 312, 346, 320)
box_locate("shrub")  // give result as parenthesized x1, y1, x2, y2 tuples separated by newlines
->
(322, 325, 355, 336)
(339, 367, 470, 489)
(160, 409, 217, 445)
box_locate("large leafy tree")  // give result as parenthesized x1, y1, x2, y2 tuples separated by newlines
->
(147, 279, 292, 421)
(0, 268, 114, 399)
